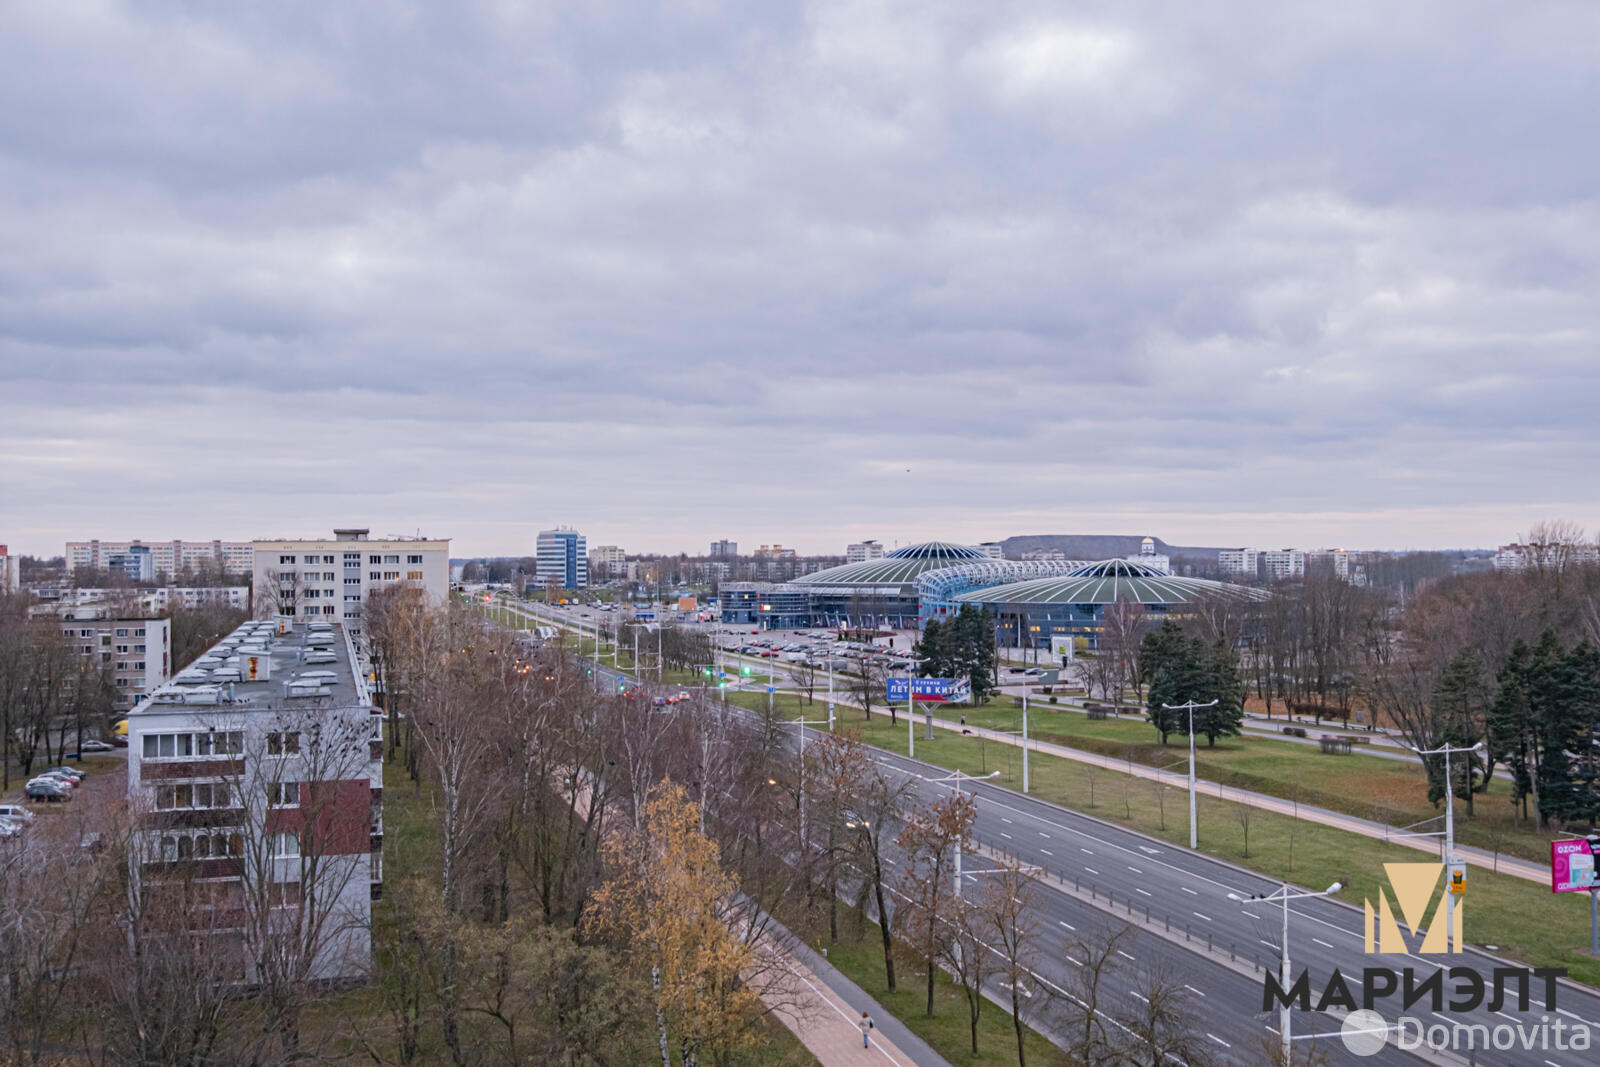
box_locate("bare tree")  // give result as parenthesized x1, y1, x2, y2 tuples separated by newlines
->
(1118, 961, 1217, 1066)
(895, 791, 976, 1017)
(845, 764, 912, 992)
(1059, 924, 1133, 1064)
(985, 861, 1043, 1067)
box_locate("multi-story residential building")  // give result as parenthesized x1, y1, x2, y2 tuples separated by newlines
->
(976, 542, 1006, 560)
(537, 528, 587, 590)
(589, 545, 626, 567)
(0, 544, 18, 593)
(754, 544, 797, 559)
(45, 586, 251, 618)
(57, 617, 172, 712)
(252, 529, 451, 639)
(126, 617, 381, 984)
(1494, 542, 1600, 571)
(1021, 547, 1066, 561)
(1305, 548, 1352, 580)
(66, 539, 254, 577)
(846, 540, 885, 563)
(108, 545, 155, 582)
(1261, 549, 1307, 580)
(1217, 548, 1260, 577)
(709, 540, 738, 558)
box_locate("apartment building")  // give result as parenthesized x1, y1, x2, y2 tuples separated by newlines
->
(47, 586, 250, 618)
(0, 544, 18, 593)
(536, 528, 587, 590)
(709, 540, 738, 558)
(1494, 542, 1600, 571)
(1305, 548, 1352, 580)
(57, 617, 172, 712)
(66, 539, 254, 576)
(588, 545, 626, 567)
(252, 529, 451, 639)
(1260, 549, 1306, 580)
(846, 540, 885, 563)
(1217, 548, 1260, 576)
(126, 618, 381, 984)
(976, 542, 1006, 560)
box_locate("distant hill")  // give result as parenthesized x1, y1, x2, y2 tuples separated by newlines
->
(999, 535, 1229, 563)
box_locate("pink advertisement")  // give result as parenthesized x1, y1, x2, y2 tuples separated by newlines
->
(1551, 839, 1597, 894)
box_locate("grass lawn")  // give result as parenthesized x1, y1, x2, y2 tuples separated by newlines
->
(914, 698, 1551, 865)
(822, 908, 1072, 1066)
(776, 702, 1600, 990)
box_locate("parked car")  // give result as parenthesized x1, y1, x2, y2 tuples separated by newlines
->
(0, 818, 23, 838)
(43, 767, 85, 783)
(25, 778, 71, 801)
(80, 739, 116, 753)
(0, 804, 35, 825)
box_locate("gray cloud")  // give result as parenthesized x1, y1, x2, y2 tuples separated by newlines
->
(3, 0, 1599, 556)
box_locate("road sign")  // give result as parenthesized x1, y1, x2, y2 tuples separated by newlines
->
(886, 677, 961, 702)
(767, 686, 776, 693)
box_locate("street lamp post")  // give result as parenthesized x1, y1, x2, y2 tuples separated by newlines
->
(1229, 880, 1344, 1064)
(1022, 692, 1030, 794)
(1405, 738, 1485, 951)
(925, 768, 1001, 898)
(780, 716, 829, 856)
(1163, 699, 1219, 850)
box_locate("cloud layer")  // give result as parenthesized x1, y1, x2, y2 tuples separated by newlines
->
(3, 1, 1598, 556)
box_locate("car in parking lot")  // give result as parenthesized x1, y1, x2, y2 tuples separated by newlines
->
(43, 767, 86, 784)
(78, 739, 116, 753)
(25, 778, 71, 801)
(0, 804, 35, 825)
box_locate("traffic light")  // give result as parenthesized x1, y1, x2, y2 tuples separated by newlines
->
(703, 668, 713, 677)
(741, 665, 751, 676)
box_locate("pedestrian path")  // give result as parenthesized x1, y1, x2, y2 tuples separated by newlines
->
(747, 937, 949, 1067)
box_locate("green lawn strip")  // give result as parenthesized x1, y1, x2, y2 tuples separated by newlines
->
(907, 699, 1549, 865)
(779, 704, 1600, 990)
(821, 908, 1072, 1065)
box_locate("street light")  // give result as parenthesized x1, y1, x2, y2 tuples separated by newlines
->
(1229, 879, 1344, 1064)
(1399, 738, 1485, 952)
(925, 768, 1001, 898)
(1162, 699, 1219, 850)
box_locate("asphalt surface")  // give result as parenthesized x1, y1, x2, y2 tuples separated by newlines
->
(518, 603, 1600, 1065)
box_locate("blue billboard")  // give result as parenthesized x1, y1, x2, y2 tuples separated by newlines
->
(886, 677, 961, 702)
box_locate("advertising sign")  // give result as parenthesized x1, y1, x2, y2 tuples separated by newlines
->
(1552, 839, 1598, 894)
(886, 677, 962, 702)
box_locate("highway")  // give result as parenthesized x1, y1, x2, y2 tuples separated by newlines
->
(502, 601, 1600, 1065)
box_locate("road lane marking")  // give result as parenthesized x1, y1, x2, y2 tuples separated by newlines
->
(1000, 832, 1013, 839)
(1128, 866, 1143, 873)
(1135, 888, 1152, 897)
(1058, 920, 1076, 931)
(1185, 985, 1207, 997)
(1312, 938, 1334, 949)
(1242, 910, 1261, 920)
(1085, 867, 1099, 875)
(1207, 1034, 1231, 1048)
(1181, 887, 1198, 896)
(1038, 831, 1051, 838)
(1080, 848, 1094, 855)
(1039, 849, 1054, 856)
(1193, 912, 1212, 922)
(1001, 817, 1013, 824)
(1117, 950, 1136, 961)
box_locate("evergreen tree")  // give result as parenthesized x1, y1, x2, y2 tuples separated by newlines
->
(1142, 621, 1198, 745)
(915, 619, 956, 679)
(953, 606, 998, 704)
(1487, 640, 1538, 822)
(1195, 640, 1246, 747)
(1428, 649, 1494, 815)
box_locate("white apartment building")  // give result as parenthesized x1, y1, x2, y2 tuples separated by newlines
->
(1305, 548, 1352, 580)
(126, 618, 381, 984)
(976, 542, 1006, 560)
(1218, 548, 1260, 576)
(1494, 542, 1600, 571)
(66, 539, 254, 576)
(57, 616, 172, 712)
(46, 586, 251, 618)
(252, 529, 451, 639)
(0, 543, 18, 593)
(537, 528, 588, 589)
(589, 545, 627, 567)
(1260, 549, 1307, 580)
(846, 540, 885, 563)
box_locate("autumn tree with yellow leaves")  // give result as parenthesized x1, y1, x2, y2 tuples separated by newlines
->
(586, 781, 764, 1067)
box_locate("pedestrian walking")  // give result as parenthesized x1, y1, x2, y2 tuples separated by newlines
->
(859, 1010, 873, 1048)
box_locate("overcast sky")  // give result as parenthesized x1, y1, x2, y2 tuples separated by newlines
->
(3, 1, 1597, 559)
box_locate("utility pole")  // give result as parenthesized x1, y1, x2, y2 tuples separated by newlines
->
(1163, 699, 1219, 850)
(1022, 691, 1030, 794)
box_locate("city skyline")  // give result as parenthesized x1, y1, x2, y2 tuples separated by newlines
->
(4, 3, 1599, 559)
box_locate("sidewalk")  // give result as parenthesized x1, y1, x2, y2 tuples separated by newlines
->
(747, 937, 949, 1067)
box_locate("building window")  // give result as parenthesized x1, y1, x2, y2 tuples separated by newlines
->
(384, 554, 399, 564)
(79, 629, 92, 637)
(115, 628, 129, 638)
(345, 577, 360, 585)
(134, 628, 145, 637)
(369, 571, 381, 581)
(383, 571, 399, 581)
(280, 555, 296, 565)
(406, 571, 423, 581)
(369, 555, 382, 564)
(266, 731, 301, 757)
(323, 605, 335, 615)
(270, 832, 300, 858)
(344, 594, 361, 603)
(134, 644, 145, 653)
(407, 555, 422, 565)
(116, 644, 129, 654)
(267, 781, 300, 808)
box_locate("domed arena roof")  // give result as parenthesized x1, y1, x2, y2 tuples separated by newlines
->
(952, 558, 1269, 607)
(792, 541, 990, 590)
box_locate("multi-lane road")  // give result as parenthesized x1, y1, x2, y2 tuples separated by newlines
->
(510, 603, 1600, 1065)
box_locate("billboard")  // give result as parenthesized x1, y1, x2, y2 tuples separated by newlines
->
(886, 677, 964, 702)
(1552, 839, 1598, 894)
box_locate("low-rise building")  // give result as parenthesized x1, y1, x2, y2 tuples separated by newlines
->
(56, 617, 172, 712)
(0, 544, 18, 593)
(126, 617, 381, 984)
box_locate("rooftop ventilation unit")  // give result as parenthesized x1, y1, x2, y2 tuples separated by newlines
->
(285, 679, 331, 698)
(304, 651, 337, 665)
(174, 669, 211, 685)
(240, 652, 271, 681)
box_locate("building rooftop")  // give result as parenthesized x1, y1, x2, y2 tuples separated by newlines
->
(135, 620, 371, 716)
(791, 541, 991, 591)
(952, 559, 1271, 607)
